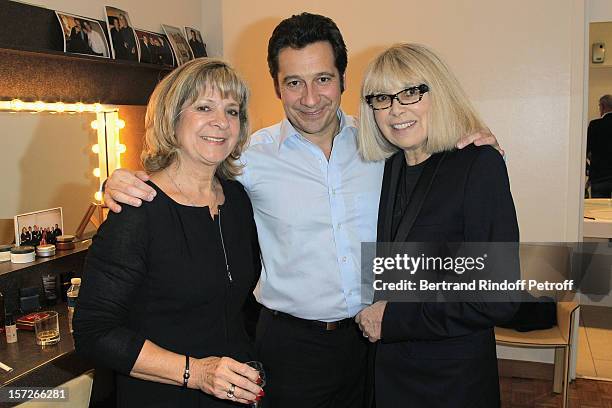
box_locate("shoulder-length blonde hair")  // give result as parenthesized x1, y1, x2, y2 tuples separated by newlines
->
(141, 58, 250, 179)
(358, 43, 485, 162)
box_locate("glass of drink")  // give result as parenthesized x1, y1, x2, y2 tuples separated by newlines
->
(246, 361, 265, 407)
(34, 311, 60, 346)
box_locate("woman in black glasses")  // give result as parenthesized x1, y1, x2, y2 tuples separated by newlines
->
(355, 43, 519, 408)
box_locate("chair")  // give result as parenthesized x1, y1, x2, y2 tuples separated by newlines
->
(495, 301, 579, 408)
(15, 370, 94, 408)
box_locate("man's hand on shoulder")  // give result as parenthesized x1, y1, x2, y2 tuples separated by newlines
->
(104, 169, 155, 213)
(456, 128, 505, 157)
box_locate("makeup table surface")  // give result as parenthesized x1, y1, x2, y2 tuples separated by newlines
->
(584, 199, 612, 239)
(0, 303, 89, 386)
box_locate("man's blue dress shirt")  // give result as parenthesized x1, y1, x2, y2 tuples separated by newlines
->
(237, 111, 384, 321)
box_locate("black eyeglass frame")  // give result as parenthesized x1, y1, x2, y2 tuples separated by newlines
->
(365, 84, 430, 110)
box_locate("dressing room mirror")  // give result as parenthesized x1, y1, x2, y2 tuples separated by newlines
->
(0, 111, 101, 244)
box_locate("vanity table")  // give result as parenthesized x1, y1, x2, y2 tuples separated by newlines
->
(583, 199, 612, 239)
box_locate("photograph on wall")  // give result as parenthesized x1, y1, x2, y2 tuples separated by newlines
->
(14, 208, 64, 247)
(162, 24, 193, 66)
(135, 29, 175, 66)
(184, 26, 207, 58)
(104, 6, 139, 61)
(55, 11, 110, 58)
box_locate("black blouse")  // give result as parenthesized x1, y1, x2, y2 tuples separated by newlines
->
(74, 179, 261, 407)
(391, 158, 425, 238)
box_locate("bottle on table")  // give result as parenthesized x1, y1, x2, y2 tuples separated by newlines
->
(5, 313, 17, 343)
(67, 278, 81, 333)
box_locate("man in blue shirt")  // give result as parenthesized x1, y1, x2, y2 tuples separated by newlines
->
(103, 12, 499, 408)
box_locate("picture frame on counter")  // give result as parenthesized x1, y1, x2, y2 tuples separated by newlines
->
(14, 207, 64, 247)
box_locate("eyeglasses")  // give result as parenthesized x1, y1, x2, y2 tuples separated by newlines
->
(365, 84, 430, 110)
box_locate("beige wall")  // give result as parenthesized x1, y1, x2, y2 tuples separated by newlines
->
(201, 0, 223, 57)
(588, 22, 612, 120)
(211, 0, 586, 243)
(590, 0, 612, 22)
(22, 0, 202, 32)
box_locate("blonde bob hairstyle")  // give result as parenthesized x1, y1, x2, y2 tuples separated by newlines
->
(141, 58, 250, 179)
(358, 43, 486, 162)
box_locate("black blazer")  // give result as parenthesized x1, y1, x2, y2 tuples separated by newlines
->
(375, 145, 519, 408)
(587, 112, 612, 183)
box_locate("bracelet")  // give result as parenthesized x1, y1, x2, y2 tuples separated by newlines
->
(182, 355, 190, 388)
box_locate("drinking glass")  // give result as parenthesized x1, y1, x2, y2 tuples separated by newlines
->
(246, 361, 265, 408)
(34, 311, 60, 346)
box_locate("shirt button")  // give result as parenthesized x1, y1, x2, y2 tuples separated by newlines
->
(342, 256, 347, 262)
(337, 223, 342, 229)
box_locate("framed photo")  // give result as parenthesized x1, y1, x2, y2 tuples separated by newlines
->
(105, 6, 139, 61)
(14, 208, 64, 247)
(55, 11, 110, 58)
(184, 26, 207, 58)
(162, 24, 193, 66)
(135, 29, 175, 66)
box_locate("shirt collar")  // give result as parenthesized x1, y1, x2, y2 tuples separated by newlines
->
(278, 110, 356, 150)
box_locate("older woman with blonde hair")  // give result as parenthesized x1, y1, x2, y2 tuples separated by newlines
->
(74, 58, 264, 407)
(355, 43, 519, 407)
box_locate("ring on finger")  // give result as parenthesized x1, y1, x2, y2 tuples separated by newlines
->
(226, 384, 236, 399)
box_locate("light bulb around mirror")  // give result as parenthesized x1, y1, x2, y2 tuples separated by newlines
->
(10, 99, 24, 111)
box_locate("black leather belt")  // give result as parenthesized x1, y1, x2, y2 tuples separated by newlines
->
(264, 307, 354, 331)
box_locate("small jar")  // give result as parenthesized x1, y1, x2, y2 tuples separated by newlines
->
(0, 245, 11, 263)
(36, 244, 56, 258)
(55, 235, 75, 251)
(10, 246, 35, 264)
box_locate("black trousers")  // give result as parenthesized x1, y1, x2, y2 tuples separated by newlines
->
(255, 308, 370, 408)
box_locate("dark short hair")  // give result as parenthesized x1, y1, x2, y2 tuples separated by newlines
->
(267, 13, 347, 93)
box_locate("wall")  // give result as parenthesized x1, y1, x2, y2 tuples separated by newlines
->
(214, 0, 585, 244)
(200, 0, 223, 57)
(588, 23, 612, 120)
(590, 0, 612, 22)
(18, 0, 202, 33)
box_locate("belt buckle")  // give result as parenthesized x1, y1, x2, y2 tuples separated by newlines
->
(325, 321, 339, 331)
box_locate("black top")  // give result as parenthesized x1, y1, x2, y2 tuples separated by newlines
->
(391, 158, 425, 238)
(587, 112, 612, 183)
(74, 179, 261, 408)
